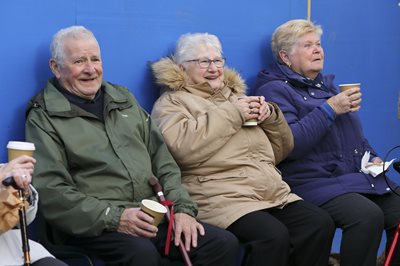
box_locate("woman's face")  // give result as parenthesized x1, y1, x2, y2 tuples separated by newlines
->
(286, 32, 324, 79)
(182, 45, 224, 91)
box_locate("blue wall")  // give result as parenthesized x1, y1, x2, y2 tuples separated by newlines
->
(1, 0, 399, 254)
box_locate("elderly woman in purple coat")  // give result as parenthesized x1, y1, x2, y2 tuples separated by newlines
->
(253, 19, 400, 266)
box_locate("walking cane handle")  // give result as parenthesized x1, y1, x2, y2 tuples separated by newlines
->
(148, 176, 163, 194)
(148, 176, 193, 266)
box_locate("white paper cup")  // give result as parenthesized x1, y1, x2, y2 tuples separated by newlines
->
(7, 141, 35, 162)
(243, 119, 258, 126)
(140, 199, 167, 226)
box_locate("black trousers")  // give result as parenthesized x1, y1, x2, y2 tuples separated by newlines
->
(32, 257, 68, 266)
(226, 200, 335, 266)
(67, 221, 239, 266)
(321, 189, 400, 266)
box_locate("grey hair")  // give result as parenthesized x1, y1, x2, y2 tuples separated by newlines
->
(271, 19, 322, 63)
(50, 25, 100, 66)
(174, 33, 223, 64)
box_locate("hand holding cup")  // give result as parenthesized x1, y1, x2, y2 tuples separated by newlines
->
(140, 199, 167, 226)
(327, 83, 362, 115)
(237, 96, 262, 126)
(339, 83, 362, 111)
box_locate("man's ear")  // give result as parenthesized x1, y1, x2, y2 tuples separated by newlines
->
(278, 50, 291, 67)
(49, 59, 61, 79)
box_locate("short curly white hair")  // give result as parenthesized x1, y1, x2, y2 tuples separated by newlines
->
(174, 32, 223, 64)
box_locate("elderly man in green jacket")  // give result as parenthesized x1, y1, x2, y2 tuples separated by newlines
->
(25, 25, 238, 266)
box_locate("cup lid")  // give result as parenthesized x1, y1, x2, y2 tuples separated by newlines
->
(339, 83, 361, 86)
(7, 141, 35, 150)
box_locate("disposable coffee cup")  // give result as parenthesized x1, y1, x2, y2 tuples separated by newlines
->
(140, 199, 167, 226)
(339, 83, 361, 108)
(7, 141, 35, 162)
(243, 118, 258, 126)
(339, 83, 361, 93)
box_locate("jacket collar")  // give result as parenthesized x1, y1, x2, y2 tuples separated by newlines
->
(151, 56, 247, 98)
(256, 62, 335, 92)
(275, 63, 332, 91)
(42, 79, 130, 117)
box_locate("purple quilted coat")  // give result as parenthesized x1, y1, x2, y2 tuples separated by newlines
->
(253, 63, 397, 206)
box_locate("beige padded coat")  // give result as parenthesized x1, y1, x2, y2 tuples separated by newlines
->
(151, 57, 301, 229)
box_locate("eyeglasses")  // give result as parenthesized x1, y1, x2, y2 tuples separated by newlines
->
(185, 57, 226, 69)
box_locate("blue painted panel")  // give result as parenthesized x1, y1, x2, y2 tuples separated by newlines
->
(1, 0, 399, 256)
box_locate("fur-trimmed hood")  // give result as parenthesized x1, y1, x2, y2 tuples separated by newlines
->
(151, 56, 247, 95)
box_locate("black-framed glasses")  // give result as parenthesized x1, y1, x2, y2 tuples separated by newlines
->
(185, 57, 226, 69)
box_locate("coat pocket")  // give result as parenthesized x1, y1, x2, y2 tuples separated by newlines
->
(196, 170, 246, 183)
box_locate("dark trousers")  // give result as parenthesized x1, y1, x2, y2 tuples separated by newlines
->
(67, 221, 239, 266)
(32, 257, 68, 266)
(226, 200, 335, 266)
(321, 189, 400, 266)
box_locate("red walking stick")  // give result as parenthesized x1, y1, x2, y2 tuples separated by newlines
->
(384, 224, 400, 266)
(148, 176, 193, 266)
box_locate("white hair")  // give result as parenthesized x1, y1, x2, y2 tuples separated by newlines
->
(174, 32, 223, 64)
(50, 25, 100, 66)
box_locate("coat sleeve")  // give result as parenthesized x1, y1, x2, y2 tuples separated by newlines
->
(257, 81, 333, 159)
(258, 102, 294, 164)
(141, 108, 198, 216)
(25, 108, 124, 237)
(151, 93, 243, 167)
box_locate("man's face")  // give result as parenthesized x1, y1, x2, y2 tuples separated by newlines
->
(51, 37, 103, 100)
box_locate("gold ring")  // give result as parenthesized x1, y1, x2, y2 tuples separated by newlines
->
(22, 175, 27, 180)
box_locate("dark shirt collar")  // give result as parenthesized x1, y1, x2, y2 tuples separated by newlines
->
(52, 78, 104, 121)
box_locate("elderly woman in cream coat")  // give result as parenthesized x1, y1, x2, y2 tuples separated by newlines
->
(0, 156, 67, 266)
(151, 32, 335, 266)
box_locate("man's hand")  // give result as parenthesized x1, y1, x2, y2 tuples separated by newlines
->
(173, 213, 205, 252)
(117, 208, 158, 238)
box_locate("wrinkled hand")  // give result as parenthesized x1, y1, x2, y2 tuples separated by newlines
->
(256, 96, 272, 123)
(371, 156, 383, 165)
(235, 96, 271, 123)
(117, 208, 158, 238)
(174, 213, 205, 252)
(327, 88, 362, 115)
(0, 155, 36, 190)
